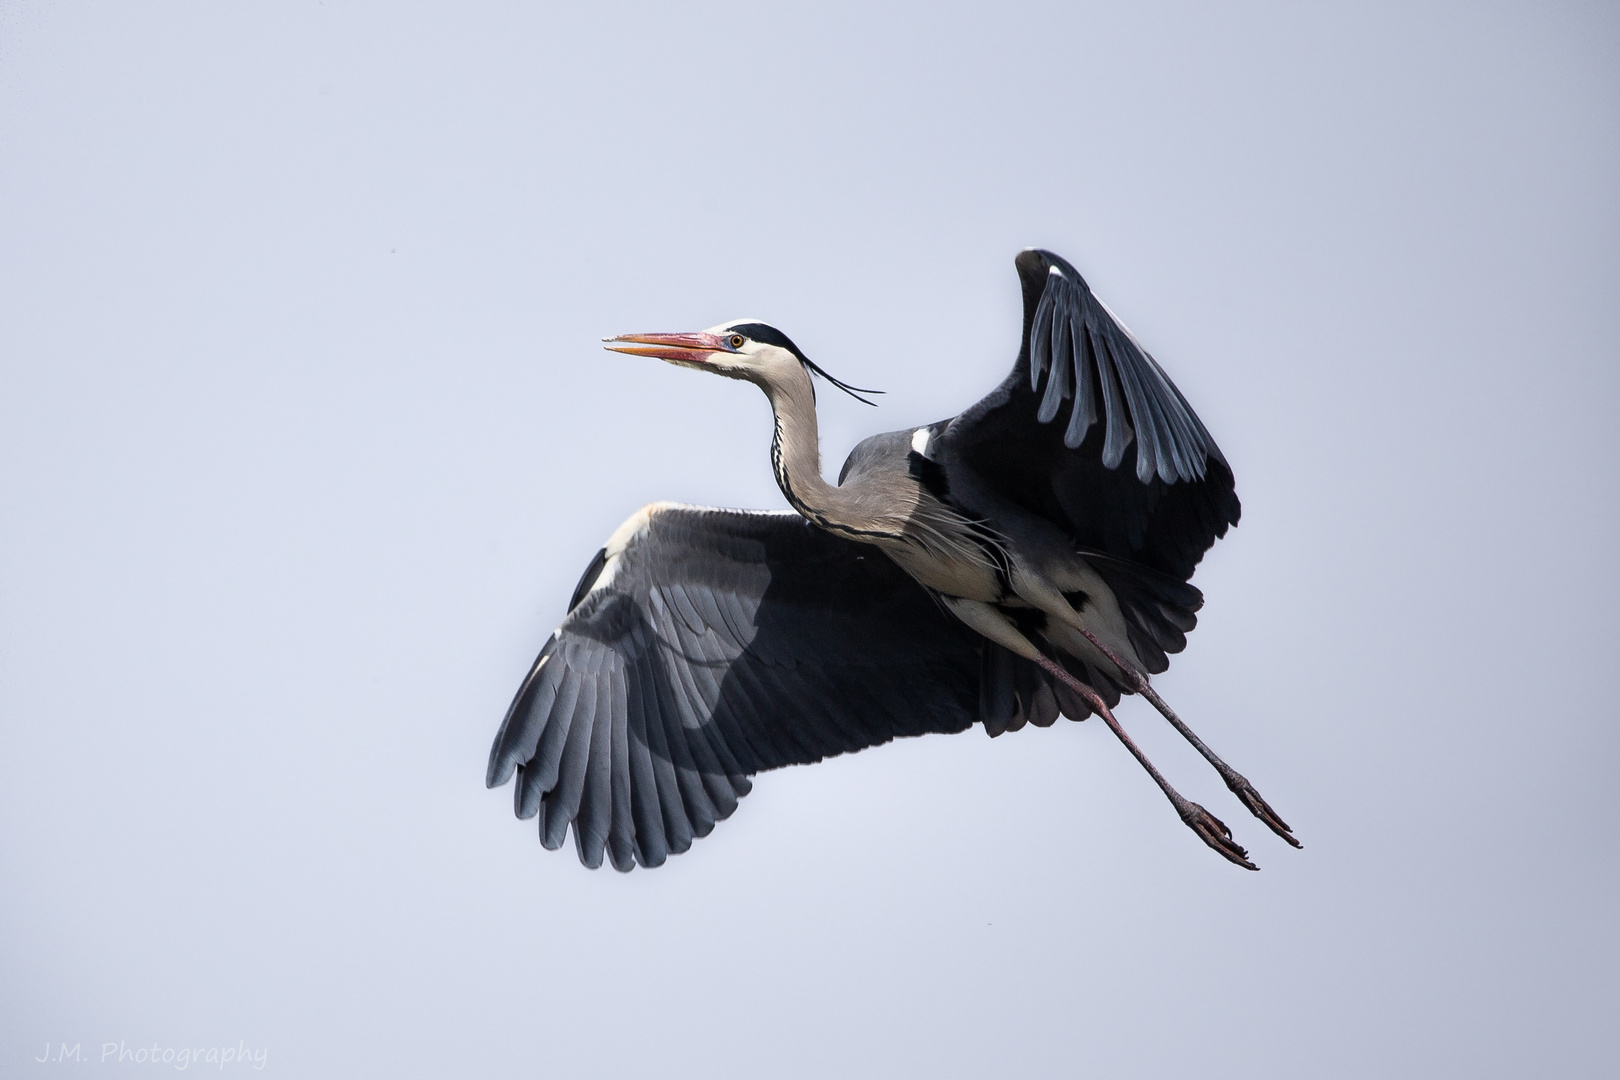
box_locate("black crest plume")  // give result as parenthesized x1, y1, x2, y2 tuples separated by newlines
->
(726, 321, 883, 406)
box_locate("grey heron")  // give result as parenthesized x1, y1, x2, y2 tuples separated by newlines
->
(487, 248, 1297, 871)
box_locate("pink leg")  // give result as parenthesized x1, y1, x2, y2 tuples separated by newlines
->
(1069, 628, 1300, 849)
(1032, 655, 1257, 870)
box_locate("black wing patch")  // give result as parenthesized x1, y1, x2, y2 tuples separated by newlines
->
(487, 505, 992, 871)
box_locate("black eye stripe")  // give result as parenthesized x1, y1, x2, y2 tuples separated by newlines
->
(725, 322, 806, 361)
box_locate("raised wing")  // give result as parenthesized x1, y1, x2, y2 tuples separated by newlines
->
(934, 249, 1241, 581)
(487, 504, 998, 871)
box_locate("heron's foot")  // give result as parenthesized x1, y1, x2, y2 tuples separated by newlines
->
(1177, 798, 1256, 870)
(1224, 772, 1301, 848)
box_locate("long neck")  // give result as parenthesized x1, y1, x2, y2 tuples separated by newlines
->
(763, 365, 959, 553)
(764, 367, 841, 522)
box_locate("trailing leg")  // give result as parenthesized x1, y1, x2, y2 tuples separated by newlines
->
(1067, 624, 1300, 848)
(1029, 654, 1256, 870)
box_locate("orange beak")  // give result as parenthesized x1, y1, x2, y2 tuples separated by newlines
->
(602, 332, 732, 365)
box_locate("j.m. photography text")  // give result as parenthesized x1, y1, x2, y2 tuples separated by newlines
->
(32, 1041, 267, 1070)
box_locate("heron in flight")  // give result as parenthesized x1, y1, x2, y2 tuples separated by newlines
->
(488, 248, 1298, 871)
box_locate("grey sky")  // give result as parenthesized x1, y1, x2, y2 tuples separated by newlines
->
(2, 1, 1616, 1076)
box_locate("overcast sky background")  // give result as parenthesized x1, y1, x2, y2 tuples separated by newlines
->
(3, 1, 1617, 1076)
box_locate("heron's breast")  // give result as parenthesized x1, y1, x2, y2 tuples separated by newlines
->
(880, 541, 1003, 603)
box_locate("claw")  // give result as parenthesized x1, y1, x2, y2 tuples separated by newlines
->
(1226, 773, 1302, 848)
(1180, 800, 1257, 870)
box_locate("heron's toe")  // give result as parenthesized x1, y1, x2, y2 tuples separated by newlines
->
(1180, 800, 1257, 870)
(1225, 773, 1302, 849)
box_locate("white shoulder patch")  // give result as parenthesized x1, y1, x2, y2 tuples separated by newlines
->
(910, 427, 932, 457)
(602, 502, 670, 558)
(1048, 264, 1065, 279)
(584, 502, 670, 599)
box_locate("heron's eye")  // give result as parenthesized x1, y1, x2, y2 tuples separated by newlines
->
(729, 334, 746, 350)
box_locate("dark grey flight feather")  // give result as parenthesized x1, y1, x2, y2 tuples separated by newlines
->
(489, 507, 983, 869)
(1024, 251, 1220, 484)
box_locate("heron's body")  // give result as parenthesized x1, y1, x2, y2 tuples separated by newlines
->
(488, 249, 1297, 871)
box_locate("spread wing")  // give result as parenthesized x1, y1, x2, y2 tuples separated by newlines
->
(486, 504, 998, 871)
(934, 249, 1240, 582)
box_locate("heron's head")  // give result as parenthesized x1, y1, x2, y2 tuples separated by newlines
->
(604, 320, 879, 405)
